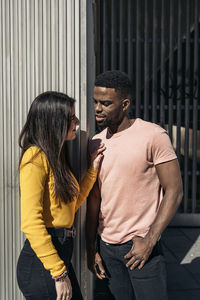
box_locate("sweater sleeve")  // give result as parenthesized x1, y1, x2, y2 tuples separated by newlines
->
(75, 168, 98, 211)
(20, 147, 66, 277)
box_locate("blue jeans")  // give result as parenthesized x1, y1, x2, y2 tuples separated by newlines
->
(96, 238, 168, 300)
(17, 236, 83, 300)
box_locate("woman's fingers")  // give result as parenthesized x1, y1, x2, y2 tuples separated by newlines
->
(95, 143, 106, 156)
(91, 144, 106, 170)
(55, 276, 72, 300)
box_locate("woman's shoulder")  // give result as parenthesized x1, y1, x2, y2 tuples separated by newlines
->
(20, 146, 49, 172)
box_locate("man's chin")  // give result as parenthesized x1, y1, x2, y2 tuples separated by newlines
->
(96, 120, 106, 127)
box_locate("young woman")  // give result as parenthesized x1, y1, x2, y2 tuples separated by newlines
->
(16, 91, 105, 300)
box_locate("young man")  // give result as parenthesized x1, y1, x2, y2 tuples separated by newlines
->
(86, 70, 183, 300)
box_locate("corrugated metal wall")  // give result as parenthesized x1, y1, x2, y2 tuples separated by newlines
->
(0, 0, 94, 299)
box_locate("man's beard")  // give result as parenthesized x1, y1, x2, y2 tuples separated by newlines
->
(96, 119, 108, 132)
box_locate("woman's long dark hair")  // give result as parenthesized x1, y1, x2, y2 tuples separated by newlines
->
(19, 91, 78, 203)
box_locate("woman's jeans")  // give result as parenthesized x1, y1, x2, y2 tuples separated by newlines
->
(17, 233, 83, 300)
(94, 238, 168, 300)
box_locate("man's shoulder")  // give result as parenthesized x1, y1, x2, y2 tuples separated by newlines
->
(137, 118, 166, 135)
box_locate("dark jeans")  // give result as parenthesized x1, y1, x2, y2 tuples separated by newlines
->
(17, 235, 83, 300)
(94, 238, 168, 300)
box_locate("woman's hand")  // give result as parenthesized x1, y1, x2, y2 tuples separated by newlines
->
(55, 275, 72, 300)
(91, 143, 106, 170)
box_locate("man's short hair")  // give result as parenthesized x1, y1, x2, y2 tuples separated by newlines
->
(95, 70, 132, 99)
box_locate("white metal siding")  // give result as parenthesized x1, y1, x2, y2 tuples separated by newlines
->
(0, 1, 94, 299)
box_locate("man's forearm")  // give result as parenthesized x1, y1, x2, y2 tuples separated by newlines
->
(86, 211, 98, 252)
(145, 188, 183, 245)
(145, 159, 183, 246)
(86, 182, 101, 252)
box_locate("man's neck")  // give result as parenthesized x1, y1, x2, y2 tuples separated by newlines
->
(108, 117, 134, 135)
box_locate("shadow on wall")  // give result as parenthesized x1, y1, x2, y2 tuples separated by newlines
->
(162, 227, 200, 300)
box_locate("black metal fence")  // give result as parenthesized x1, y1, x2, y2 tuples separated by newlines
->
(95, 0, 200, 214)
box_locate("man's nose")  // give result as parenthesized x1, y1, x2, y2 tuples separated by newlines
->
(95, 102, 102, 112)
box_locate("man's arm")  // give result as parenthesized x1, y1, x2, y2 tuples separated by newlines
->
(86, 181, 106, 279)
(124, 159, 183, 270)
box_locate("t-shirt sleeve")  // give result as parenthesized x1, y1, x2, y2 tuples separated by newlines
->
(20, 147, 66, 277)
(152, 127, 177, 165)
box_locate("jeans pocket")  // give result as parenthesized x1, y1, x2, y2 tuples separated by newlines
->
(22, 239, 36, 255)
(17, 250, 35, 295)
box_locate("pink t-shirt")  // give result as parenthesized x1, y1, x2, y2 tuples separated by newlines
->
(89, 118, 177, 244)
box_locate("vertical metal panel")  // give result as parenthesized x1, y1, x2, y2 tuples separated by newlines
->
(111, 0, 117, 69)
(0, 0, 4, 295)
(192, 0, 199, 212)
(2, 1, 12, 299)
(152, 0, 158, 123)
(66, 0, 73, 96)
(127, 0, 133, 81)
(84, 1, 97, 296)
(135, 0, 142, 117)
(58, 0, 67, 92)
(79, 0, 88, 294)
(183, 0, 191, 212)
(43, 0, 51, 91)
(160, 0, 166, 127)
(34, 0, 43, 95)
(168, 0, 174, 141)
(102, 0, 109, 71)
(176, 0, 182, 161)
(119, 0, 125, 71)
(0, 0, 90, 299)
(144, 0, 150, 121)
(10, 0, 21, 298)
(50, 0, 59, 90)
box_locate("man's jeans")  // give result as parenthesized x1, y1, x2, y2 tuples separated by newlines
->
(95, 238, 168, 300)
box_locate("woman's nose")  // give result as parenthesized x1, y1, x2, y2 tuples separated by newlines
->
(75, 116, 80, 125)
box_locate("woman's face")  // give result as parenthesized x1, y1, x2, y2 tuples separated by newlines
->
(65, 106, 80, 140)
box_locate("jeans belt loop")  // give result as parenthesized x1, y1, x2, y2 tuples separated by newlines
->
(63, 227, 76, 240)
(71, 227, 76, 238)
(68, 226, 76, 238)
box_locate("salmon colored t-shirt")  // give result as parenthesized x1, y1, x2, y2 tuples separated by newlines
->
(90, 118, 177, 244)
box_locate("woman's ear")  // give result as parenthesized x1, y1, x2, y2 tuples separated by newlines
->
(122, 99, 130, 111)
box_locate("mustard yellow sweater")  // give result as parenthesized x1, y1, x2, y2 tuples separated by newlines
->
(20, 146, 97, 277)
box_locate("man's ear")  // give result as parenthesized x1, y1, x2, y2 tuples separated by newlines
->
(122, 98, 130, 111)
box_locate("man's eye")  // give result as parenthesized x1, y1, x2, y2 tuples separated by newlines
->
(103, 102, 111, 107)
(93, 99, 112, 106)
